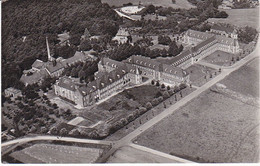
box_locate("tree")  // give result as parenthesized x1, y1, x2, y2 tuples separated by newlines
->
(163, 91, 170, 99)
(179, 83, 187, 90)
(151, 80, 155, 85)
(145, 102, 153, 110)
(161, 83, 166, 89)
(173, 86, 180, 93)
(156, 81, 160, 87)
(167, 86, 171, 91)
(152, 98, 159, 106)
(60, 128, 68, 136)
(158, 96, 164, 102)
(168, 41, 179, 56)
(139, 107, 147, 114)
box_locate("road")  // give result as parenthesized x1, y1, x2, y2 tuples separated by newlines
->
(97, 34, 260, 162)
(2, 34, 259, 163)
(1, 135, 112, 147)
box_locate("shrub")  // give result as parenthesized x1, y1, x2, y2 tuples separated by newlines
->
(120, 118, 128, 126)
(151, 80, 155, 85)
(163, 91, 170, 99)
(40, 127, 48, 133)
(127, 113, 135, 122)
(145, 102, 153, 110)
(167, 86, 170, 90)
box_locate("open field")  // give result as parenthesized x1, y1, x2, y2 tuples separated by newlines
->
(101, 0, 194, 9)
(10, 143, 102, 163)
(208, 8, 259, 30)
(107, 146, 179, 163)
(186, 64, 218, 87)
(136, 59, 260, 162)
(220, 58, 259, 98)
(136, 89, 259, 163)
(203, 50, 236, 66)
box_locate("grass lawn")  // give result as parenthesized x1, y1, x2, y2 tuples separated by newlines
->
(79, 85, 160, 128)
(102, 0, 195, 9)
(10, 143, 103, 163)
(203, 50, 236, 66)
(220, 58, 259, 98)
(207, 8, 259, 30)
(136, 89, 259, 163)
(186, 64, 218, 87)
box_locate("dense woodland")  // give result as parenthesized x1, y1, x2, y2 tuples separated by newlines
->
(2, 0, 122, 91)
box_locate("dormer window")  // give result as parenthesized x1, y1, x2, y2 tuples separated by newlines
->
(122, 70, 126, 73)
(109, 78, 113, 82)
(136, 60, 138, 63)
(117, 74, 120, 78)
(93, 86, 96, 89)
(101, 83, 104, 87)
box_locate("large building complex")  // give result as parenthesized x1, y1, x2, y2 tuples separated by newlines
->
(168, 26, 240, 69)
(20, 38, 95, 86)
(54, 55, 189, 107)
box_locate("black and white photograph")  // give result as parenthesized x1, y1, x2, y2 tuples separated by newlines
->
(1, 0, 259, 164)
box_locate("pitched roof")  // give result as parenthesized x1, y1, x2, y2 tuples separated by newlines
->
(211, 24, 235, 34)
(127, 55, 161, 70)
(32, 59, 44, 70)
(20, 69, 48, 85)
(215, 35, 237, 46)
(194, 36, 217, 52)
(186, 29, 214, 40)
(168, 49, 192, 66)
(101, 57, 126, 69)
(45, 61, 65, 74)
(56, 76, 81, 91)
(61, 51, 88, 66)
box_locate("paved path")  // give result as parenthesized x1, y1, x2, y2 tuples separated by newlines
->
(2, 135, 112, 147)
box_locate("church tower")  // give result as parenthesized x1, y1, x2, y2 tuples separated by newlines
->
(135, 67, 142, 84)
(46, 37, 55, 62)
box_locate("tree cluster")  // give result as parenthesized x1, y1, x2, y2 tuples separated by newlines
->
(2, 0, 121, 91)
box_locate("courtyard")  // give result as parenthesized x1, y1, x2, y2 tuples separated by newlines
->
(203, 50, 236, 66)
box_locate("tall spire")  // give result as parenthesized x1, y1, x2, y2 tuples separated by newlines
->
(46, 37, 52, 62)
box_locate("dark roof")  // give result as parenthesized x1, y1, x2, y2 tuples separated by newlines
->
(211, 24, 235, 34)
